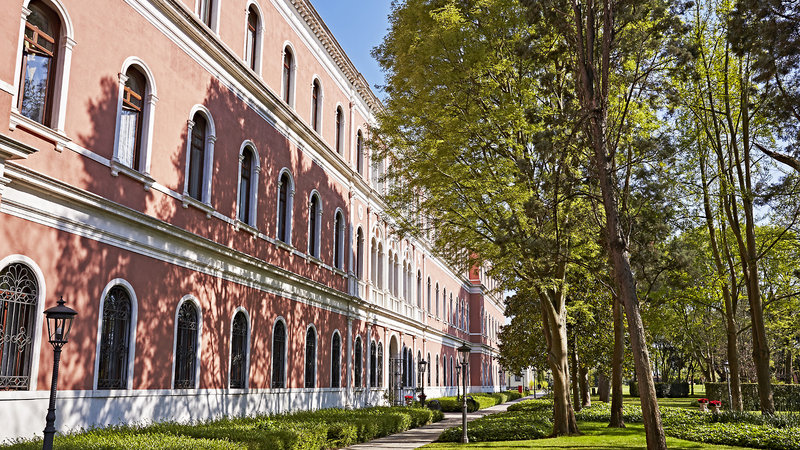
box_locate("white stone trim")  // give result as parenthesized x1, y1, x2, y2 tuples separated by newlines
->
(183, 105, 216, 205)
(235, 141, 260, 227)
(243, 1, 264, 75)
(276, 168, 295, 244)
(281, 42, 297, 108)
(112, 57, 159, 177)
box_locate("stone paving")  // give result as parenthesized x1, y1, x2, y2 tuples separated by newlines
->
(344, 394, 536, 449)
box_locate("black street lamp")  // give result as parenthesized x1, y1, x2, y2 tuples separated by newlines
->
(42, 296, 77, 450)
(457, 343, 471, 444)
(417, 359, 428, 406)
(723, 361, 732, 410)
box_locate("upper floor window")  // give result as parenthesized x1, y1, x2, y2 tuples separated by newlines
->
(238, 145, 259, 225)
(335, 106, 344, 154)
(0, 262, 39, 391)
(356, 130, 364, 175)
(304, 326, 316, 388)
(18, 2, 60, 126)
(333, 210, 344, 270)
(355, 227, 364, 279)
(427, 277, 431, 313)
(282, 46, 294, 106)
(331, 331, 341, 388)
(97, 286, 132, 389)
(311, 79, 321, 132)
(185, 109, 216, 204)
(245, 5, 261, 72)
(174, 299, 200, 389)
(230, 311, 249, 388)
(277, 171, 294, 244)
(271, 319, 286, 388)
(113, 61, 157, 175)
(435, 283, 440, 317)
(308, 193, 321, 258)
(198, 0, 218, 30)
(416, 271, 422, 308)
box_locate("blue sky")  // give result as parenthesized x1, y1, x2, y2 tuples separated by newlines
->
(310, 0, 393, 98)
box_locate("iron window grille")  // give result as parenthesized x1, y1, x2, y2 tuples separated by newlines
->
(331, 332, 341, 388)
(174, 301, 198, 389)
(304, 327, 315, 388)
(97, 286, 131, 389)
(0, 263, 38, 391)
(230, 312, 247, 388)
(272, 321, 286, 388)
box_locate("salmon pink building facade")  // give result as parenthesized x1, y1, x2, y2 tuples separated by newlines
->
(0, 0, 506, 440)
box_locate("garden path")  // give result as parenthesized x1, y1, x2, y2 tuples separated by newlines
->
(344, 393, 539, 449)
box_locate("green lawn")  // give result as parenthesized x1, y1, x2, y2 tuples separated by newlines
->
(422, 422, 751, 449)
(588, 384, 707, 410)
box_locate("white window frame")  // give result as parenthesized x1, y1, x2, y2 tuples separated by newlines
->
(182, 105, 217, 206)
(236, 141, 261, 227)
(310, 76, 323, 133)
(281, 42, 297, 108)
(276, 168, 295, 244)
(111, 57, 158, 177)
(307, 190, 322, 258)
(243, 1, 264, 74)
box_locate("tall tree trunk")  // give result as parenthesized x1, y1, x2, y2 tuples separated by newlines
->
(580, 365, 591, 408)
(572, 1, 666, 446)
(598, 372, 610, 403)
(786, 349, 794, 384)
(540, 289, 579, 436)
(699, 147, 743, 411)
(570, 331, 582, 412)
(610, 293, 625, 427)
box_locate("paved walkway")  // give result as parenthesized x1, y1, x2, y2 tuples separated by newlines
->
(345, 394, 537, 449)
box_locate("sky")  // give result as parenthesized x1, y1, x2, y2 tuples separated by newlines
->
(310, 0, 393, 98)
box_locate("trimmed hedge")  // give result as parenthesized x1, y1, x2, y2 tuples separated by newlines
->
(628, 381, 689, 398)
(507, 398, 554, 413)
(706, 383, 800, 411)
(437, 410, 551, 442)
(2, 406, 443, 450)
(433, 393, 510, 412)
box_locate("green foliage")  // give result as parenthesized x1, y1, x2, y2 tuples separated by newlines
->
(2, 406, 442, 450)
(437, 411, 551, 443)
(706, 383, 800, 411)
(667, 422, 800, 450)
(506, 398, 554, 413)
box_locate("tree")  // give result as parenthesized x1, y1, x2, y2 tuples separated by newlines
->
(372, 0, 593, 436)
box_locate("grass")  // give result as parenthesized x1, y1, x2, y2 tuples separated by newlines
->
(423, 422, 751, 449)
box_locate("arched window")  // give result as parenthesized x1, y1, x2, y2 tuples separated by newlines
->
(377, 342, 383, 387)
(377, 243, 384, 289)
(427, 277, 431, 313)
(354, 336, 362, 388)
(174, 300, 199, 389)
(115, 67, 146, 171)
(185, 110, 215, 203)
(271, 320, 286, 388)
(356, 130, 364, 175)
(97, 286, 131, 389)
(308, 193, 321, 257)
(277, 171, 293, 243)
(427, 352, 431, 386)
(369, 340, 377, 387)
(355, 228, 364, 279)
(0, 262, 39, 390)
(311, 79, 321, 132)
(333, 210, 344, 270)
(450, 294, 454, 324)
(335, 106, 344, 154)
(387, 251, 394, 294)
(417, 351, 422, 387)
(450, 356, 454, 386)
(17, 2, 60, 126)
(416, 271, 422, 308)
(435, 283, 439, 317)
(304, 326, 316, 388)
(441, 354, 446, 387)
(331, 331, 341, 388)
(282, 46, 294, 105)
(442, 288, 447, 322)
(245, 5, 260, 71)
(436, 355, 440, 386)
(237, 146, 258, 225)
(230, 311, 248, 388)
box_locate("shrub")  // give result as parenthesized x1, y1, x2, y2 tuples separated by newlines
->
(437, 411, 551, 442)
(706, 383, 800, 411)
(504, 390, 522, 401)
(667, 422, 800, 450)
(507, 398, 553, 413)
(4, 431, 246, 450)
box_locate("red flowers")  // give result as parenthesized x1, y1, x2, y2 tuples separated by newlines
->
(698, 398, 709, 404)
(709, 400, 721, 406)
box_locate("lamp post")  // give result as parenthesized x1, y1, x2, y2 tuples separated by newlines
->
(455, 363, 461, 402)
(457, 343, 471, 444)
(417, 359, 428, 406)
(42, 296, 78, 450)
(498, 367, 503, 392)
(723, 361, 732, 410)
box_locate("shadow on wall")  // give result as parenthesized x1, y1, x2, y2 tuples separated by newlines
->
(12, 72, 352, 431)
